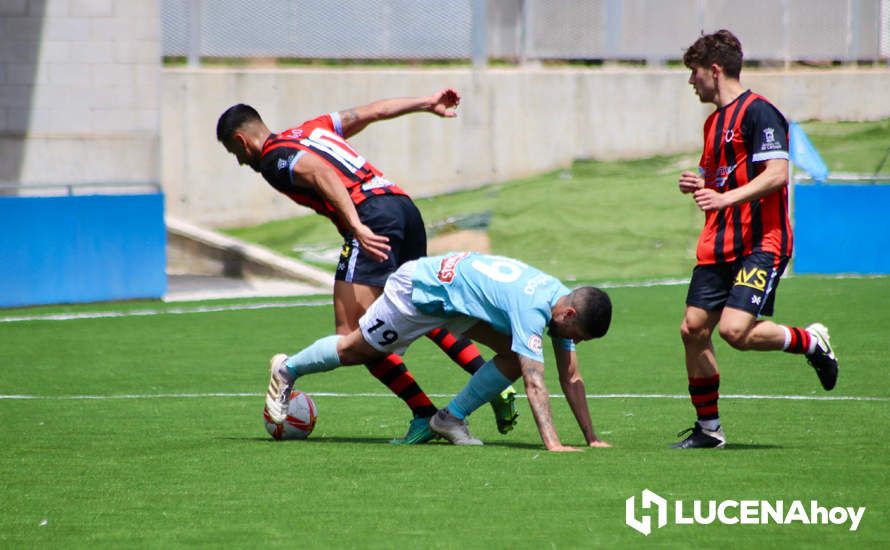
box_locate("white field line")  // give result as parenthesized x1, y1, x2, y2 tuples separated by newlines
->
(0, 299, 332, 323)
(3, 273, 885, 324)
(1, 392, 887, 402)
(3, 283, 684, 323)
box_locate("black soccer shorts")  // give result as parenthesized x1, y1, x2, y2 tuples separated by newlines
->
(685, 251, 790, 317)
(334, 194, 427, 288)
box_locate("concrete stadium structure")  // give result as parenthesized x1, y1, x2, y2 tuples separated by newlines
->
(3, 1, 890, 228)
(163, 66, 890, 227)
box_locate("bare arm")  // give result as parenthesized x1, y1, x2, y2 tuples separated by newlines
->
(691, 158, 789, 212)
(337, 88, 461, 139)
(554, 345, 610, 448)
(292, 153, 390, 262)
(519, 355, 578, 452)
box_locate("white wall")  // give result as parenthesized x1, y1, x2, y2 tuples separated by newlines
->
(162, 66, 890, 227)
(0, 0, 160, 187)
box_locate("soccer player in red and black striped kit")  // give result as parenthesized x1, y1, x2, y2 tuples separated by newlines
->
(216, 89, 517, 443)
(673, 30, 838, 448)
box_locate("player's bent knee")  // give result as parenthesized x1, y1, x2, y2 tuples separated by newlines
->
(336, 330, 384, 365)
(718, 324, 750, 350)
(680, 319, 710, 346)
(493, 352, 521, 381)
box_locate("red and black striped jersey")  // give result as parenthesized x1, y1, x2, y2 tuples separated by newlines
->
(259, 112, 409, 235)
(695, 90, 793, 265)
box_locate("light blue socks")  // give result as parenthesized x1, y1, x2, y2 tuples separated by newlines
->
(284, 335, 342, 379)
(447, 359, 512, 420)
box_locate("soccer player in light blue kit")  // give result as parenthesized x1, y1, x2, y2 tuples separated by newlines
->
(265, 252, 613, 451)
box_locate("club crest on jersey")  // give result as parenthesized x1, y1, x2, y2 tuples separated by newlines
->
(287, 129, 303, 139)
(761, 127, 783, 151)
(437, 252, 469, 283)
(528, 334, 543, 354)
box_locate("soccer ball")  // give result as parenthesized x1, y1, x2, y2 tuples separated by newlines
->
(263, 390, 318, 440)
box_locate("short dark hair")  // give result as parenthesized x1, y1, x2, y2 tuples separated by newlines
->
(683, 29, 743, 79)
(216, 103, 262, 142)
(569, 286, 612, 339)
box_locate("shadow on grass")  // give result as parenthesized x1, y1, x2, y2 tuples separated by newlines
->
(223, 436, 780, 451)
(308, 437, 544, 449)
(221, 436, 546, 449)
(721, 443, 783, 450)
(222, 436, 396, 445)
(471, 440, 544, 450)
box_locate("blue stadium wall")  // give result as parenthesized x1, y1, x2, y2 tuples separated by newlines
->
(0, 194, 167, 308)
(793, 183, 890, 275)
(0, 185, 883, 308)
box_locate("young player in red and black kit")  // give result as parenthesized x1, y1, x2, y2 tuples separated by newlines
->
(216, 89, 517, 443)
(673, 30, 838, 448)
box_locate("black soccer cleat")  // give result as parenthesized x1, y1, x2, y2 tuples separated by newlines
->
(670, 421, 726, 449)
(805, 323, 838, 391)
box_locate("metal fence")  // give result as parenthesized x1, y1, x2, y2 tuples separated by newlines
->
(884, 0, 890, 56)
(162, 0, 476, 60)
(162, 0, 890, 64)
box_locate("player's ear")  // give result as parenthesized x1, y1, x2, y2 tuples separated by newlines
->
(562, 307, 578, 322)
(232, 130, 248, 149)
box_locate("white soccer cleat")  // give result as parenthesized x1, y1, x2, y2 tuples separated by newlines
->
(429, 409, 483, 446)
(805, 323, 838, 391)
(265, 353, 294, 424)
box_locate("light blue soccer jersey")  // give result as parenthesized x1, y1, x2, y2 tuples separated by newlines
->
(411, 252, 574, 362)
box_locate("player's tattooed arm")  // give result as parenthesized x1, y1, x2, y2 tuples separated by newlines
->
(340, 108, 359, 128)
(337, 89, 460, 139)
(337, 108, 370, 139)
(519, 356, 578, 452)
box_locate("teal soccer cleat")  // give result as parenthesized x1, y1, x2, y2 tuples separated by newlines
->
(390, 414, 438, 445)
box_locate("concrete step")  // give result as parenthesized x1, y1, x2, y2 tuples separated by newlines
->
(166, 217, 333, 297)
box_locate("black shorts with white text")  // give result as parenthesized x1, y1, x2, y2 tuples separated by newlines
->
(334, 195, 427, 288)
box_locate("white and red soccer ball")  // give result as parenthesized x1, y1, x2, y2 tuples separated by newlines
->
(263, 390, 317, 440)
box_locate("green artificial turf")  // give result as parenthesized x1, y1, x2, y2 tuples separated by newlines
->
(2, 276, 888, 547)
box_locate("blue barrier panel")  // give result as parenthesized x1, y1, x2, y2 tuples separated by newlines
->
(0, 194, 167, 307)
(794, 184, 890, 274)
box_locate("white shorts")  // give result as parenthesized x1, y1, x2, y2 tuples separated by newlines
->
(358, 261, 476, 356)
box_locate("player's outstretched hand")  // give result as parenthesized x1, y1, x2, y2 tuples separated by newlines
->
(429, 88, 460, 118)
(588, 440, 612, 449)
(353, 223, 391, 262)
